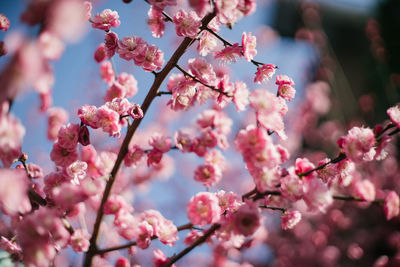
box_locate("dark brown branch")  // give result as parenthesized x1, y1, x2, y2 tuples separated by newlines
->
(162, 224, 221, 267)
(259, 205, 286, 212)
(174, 64, 231, 97)
(96, 223, 194, 254)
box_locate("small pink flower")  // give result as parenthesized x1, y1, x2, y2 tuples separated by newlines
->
(281, 210, 301, 230)
(78, 105, 98, 129)
(135, 44, 164, 72)
(148, 8, 165, 38)
(0, 14, 10, 31)
(136, 221, 154, 249)
(104, 31, 119, 58)
(70, 229, 90, 252)
(238, 0, 256, 16)
(387, 105, 400, 129)
(91, 9, 120, 31)
(303, 178, 333, 212)
(104, 195, 131, 215)
(118, 72, 138, 98)
(242, 32, 257, 61)
(295, 157, 316, 179)
(233, 201, 261, 236)
(216, 190, 241, 214)
(233, 80, 249, 111)
(128, 104, 144, 119)
(149, 133, 172, 153)
(117, 36, 147, 61)
(187, 192, 221, 226)
(94, 43, 107, 63)
(95, 106, 121, 137)
(254, 64, 277, 84)
(276, 75, 295, 101)
(50, 141, 78, 167)
(173, 10, 201, 38)
(251, 167, 281, 192)
(83, 1, 92, 20)
(280, 167, 305, 201)
(78, 125, 90, 146)
(384, 191, 399, 220)
(100, 60, 115, 84)
(147, 149, 163, 166)
(194, 164, 222, 187)
(174, 130, 195, 152)
(197, 31, 217, 56)
(354, 179, 376, 202)
(105, 97, 131, 115)
(105, 82, 125, 102)
(340, 127, 376, 163)
(38, 31, 65, 60)
(148, 0, 177, 11)
(57, 123, 80, 150)
(184, 230, 203, 245)
(214, 43, 242, 64)
(0, 169, 31, 215)
(65, 160, 88, 185)
(115, 257, 130, 267)
(188, 57, 218, 86)
(153, 249, 175, 267)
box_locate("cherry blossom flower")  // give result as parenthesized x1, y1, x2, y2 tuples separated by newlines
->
(95, 106, 121, 137)
(153, 249, 175, 267)
(104, 31, 119, 58)
(136, 221, 154, 249)
(384, 191, 399, 220)
(339, 127, 376, 163)
(197, 31, 218, 56)
(254, 64, 277, 83)
(214, 43, 242, 64)
(0, 14, 10, 31)
(173, 10, 201, 38)
(187, 192, 221, 226)
(242, 32, 257, 61)
(233, 80, 249, 111)
(91, 9, 120, 31)
(135, 44, 165, 72)
(276, 74, 296, 101)
(78, 105, 98, 129)
(387, 105, 400, 129)
(281, 210, 302, 230)
(188, 57, 218, 86)
(65, 160, 88, 185)
(94, 43, 107, 63)
(303, 178, 333, 212)
(50, 141, 78, 167)
(117, 36, 147, 61)
(70, 229, 90, 252)
(354, 179, 376, 202)
(148, 7, 165, 38)
(0, 169, 31, 215)
(148, 0, 177, 11)
(38, 31, 65, 60)
(57, 123, 80, 150)
(128, 104, 144, 119)
(233, 201, 261, 236)
(194, 164, 222, 187)
(100, 60, 115, 84)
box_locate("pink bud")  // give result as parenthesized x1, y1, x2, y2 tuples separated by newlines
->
(78, 125, 90, 146)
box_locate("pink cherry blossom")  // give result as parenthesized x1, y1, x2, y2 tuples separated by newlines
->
(194, 164, 222, 187)
(233, 80, 249, 111)
(0, 14, 10, 31)
(115, 257, 130, 267)
(215, 0, 239, 25)
(148, 8, 165, 38)
(242, 32, 257, 61)
(276, 74, 296, 101)
(354, 179, 376, 202)
(238, 0, 256, 16)
(167, 78, 197, 111)
(128, 104, 144, 119)
(104, 195, 132, 215)
(104, 31, 119, 58)
(303, 178, 333, 212)
(117, 72, 138, 98)
(153, 249, 175, 267)
(91, 9, 120, 31)
(95, 106, 121, 137)
(184, 230, 204, 246)
(105, 82, 125, 102)
(214, 43, 242, 64)
(280, 167, 305, 201)
(50, 141, 79, 167)
(0, 169, 31, 215)
(173, 10, 201, 38)
(79, 125, 91, 146)
(233, 201, 261, 236)
(254, 64, 277, 84)
(251, 166, 281, 192)
(340, 127, 376, 163)
(0, 111, 25, 167)
(57, 123, 80, 150)
(94, 43, 107, 63)
(174, 129, 195, 152)
(197, 31, 218, 56)
(136, 221, 154, 249)
(216, 190, 241, 214)
(117, 36, 147, 61)
(78, 105, 98, 129)
(187, 192, 221, 226)
(65, 160, 88, 185)
(188, 57, 218, 86)
(135, 44, 164, 72)
(148, 0, 177, 11)
(70, 229, 90, 252)
(149, 133, 172, 153)
(387, 105, 400, 129)
(100, 60, 115, 84)
(38, 31, 65, 60)
(281, 210, 302, 230)
(83, 1, 92, 20)
(105, 97, 131, 115)
(383, 191, 399, 220)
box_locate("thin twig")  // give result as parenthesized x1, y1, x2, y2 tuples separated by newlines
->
(162, 224, 221, 267)
(259, 205, 286, 213)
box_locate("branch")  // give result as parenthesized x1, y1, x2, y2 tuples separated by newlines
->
(96, 223, 194, 254)
(83, 10, 217, 267)
(174, 64, 231, 97)
(162, 224, 221, 267)
(333, 195, 384, 204)
(298, 153, 347, 177)
(259, 205, 286, 213)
